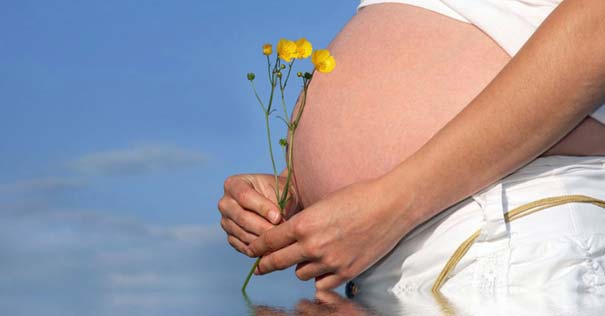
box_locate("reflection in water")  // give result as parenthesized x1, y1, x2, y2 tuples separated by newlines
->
(351, 287, 605, 316)
(247, 291, 378, 316)
(3, 209, 605, 315)
(246, 288, 605, 316)
(0, 210, 316, 315)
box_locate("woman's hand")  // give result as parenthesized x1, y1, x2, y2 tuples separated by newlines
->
(248, 175, 415, 290)
(218, 173, 301, 256)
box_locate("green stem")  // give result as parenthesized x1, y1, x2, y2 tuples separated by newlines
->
(280, 79, 310, 206)
(242, 257, 261, 293)
(278, 82, 289, 125)
(266, 55, 271, 83)
(243, 57, 283, 294)
(264, 65, 281, 202)
(242, 61, 312, 293)
(280, 128, 295, 208)
(264, 112, 281, 203)
(267, 68, 276, 113)
(294, 78, 310, 124)
(251, 71, 280, 202)
(278, 60, 295, 125)
(282, 60, 295, 90)
(249, 81, 266, 113)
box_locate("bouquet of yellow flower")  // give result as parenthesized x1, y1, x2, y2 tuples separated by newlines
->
(242, 38, 335, 292)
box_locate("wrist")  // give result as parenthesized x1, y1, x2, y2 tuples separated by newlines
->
(375, 165, 426, 237)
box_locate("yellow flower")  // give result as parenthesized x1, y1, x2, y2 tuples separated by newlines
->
(277, 38, 297, 62)
(262, 43, 272, 56)
(294, 38, 312, 59)
(311, 49, 336, 73)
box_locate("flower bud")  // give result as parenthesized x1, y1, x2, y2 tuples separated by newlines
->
(276, 71, 282, 78)
(247, 72, 255, 81)
(279, 138, 288, 147)
(280, 64, 286, 70)
(297, 72, 302, 77)
(262, 43, 273, 56)
(303, 72, 313, 79)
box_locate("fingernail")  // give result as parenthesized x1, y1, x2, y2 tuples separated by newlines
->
(268, 211, 280, 224)
(254, 265, 261, 275)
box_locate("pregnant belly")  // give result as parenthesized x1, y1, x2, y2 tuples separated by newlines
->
(292, 3, 605, 207)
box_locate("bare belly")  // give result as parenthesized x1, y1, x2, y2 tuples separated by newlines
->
(292, 3, 605, 207)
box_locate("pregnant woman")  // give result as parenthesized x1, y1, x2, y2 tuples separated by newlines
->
(219, 0, 605, 297)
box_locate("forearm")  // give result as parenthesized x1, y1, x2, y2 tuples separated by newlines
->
(384, 0, 605, 230)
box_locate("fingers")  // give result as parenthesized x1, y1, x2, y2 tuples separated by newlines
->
(220, 217, 256, 244)
(255, 242, 306, 275)
(315, 274, 347, 291)
(314, 290, 345, 304)
(219, 197, 273, 236)
(295, 262, 333, 281)
(227, 235, 250, 256)
(249, 220, 297, 257)
(225, 176, 282, 224)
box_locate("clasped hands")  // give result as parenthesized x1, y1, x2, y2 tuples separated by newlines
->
(218, 172, 412, 290)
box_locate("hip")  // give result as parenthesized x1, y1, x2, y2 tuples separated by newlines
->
(351, 155, 605, 298)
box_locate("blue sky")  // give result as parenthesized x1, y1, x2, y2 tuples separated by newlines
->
(0, 1, 357, 314)
(0, 0, 356, 224)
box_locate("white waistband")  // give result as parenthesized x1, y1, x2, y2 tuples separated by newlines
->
(591, 105, 605, 124)
(493, 155, 605, 186)
(358, 0, 469, 23)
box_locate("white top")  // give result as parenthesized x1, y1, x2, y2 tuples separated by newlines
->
(358, 0, 605, 124)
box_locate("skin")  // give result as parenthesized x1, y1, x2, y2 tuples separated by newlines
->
(219, 172, 300, 255)
(251, 291, 368, 316)
(219, 0, 605, 290)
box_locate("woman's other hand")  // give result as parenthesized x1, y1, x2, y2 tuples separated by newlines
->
(248, 175, 414, 290)
(218, 173, 301, 256)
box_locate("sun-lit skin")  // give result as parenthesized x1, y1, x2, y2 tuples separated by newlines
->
(292, 3, 605, 207)
(219, 1, 605, 291)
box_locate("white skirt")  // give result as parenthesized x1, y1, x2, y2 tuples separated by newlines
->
(350, 155, 605, 300)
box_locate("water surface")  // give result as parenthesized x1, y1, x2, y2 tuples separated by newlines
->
(2, 211, 604, 316)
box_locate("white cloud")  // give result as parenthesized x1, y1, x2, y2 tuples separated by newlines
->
(0, 206, 312, 315)
(0, 178, 86, 215)
(108, 272, 192, 288)
(15, 208, 223, 244)
(0, 177, 85, 194)
(108, 294, 198, 308)
(71, 145, 207, 176)
(148, 224, 223, 242)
